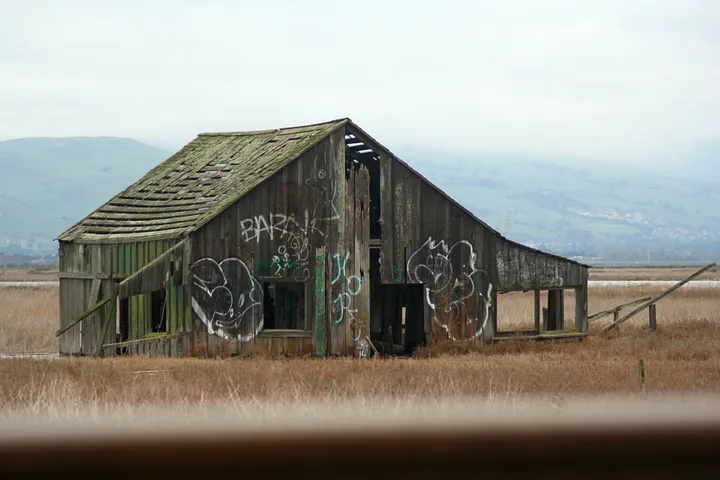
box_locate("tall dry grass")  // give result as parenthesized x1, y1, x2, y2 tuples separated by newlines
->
(0, 268, 58, 282)
(0, 283, 719, 420)
(1, 317, 719, 420)
(497, 285, 719, 331)
(0, 287, 57, 354)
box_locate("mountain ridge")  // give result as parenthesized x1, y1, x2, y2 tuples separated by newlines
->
(0, 136, 718, 263)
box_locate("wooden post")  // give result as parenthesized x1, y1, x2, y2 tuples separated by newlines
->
(613, 310, 619, 331)
(533, 290, 541, 332)
(648, 304, 657, 332)
(638, 359, 646, 394)
(574, 285, 587, 333)
(547, 289, 564, 331)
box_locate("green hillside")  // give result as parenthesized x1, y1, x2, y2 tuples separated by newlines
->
(0, 136, 717, 262)
(397, 149, 720, 261)
(0, 137, 169, 254)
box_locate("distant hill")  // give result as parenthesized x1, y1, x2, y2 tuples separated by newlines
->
(0, 135, 718, 263)
(0, 137, 169, 255)
(658, 139, 720, 184)
(396, 148, 720, 262)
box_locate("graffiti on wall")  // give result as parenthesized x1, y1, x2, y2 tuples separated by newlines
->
(190, 257, 263, 342)
(407, 237, 493, 341)
(315, 248, 326, 356)
(331, 252, 362, 329)
(305, 151, 341, 225)
(191, 151, 367, 348)
(236, 158, 340, 281)
(392, 264, 403, 283)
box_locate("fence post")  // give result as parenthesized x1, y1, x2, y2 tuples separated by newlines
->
(648, 304, 657, 332)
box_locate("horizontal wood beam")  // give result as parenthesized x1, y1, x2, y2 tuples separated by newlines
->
(102, 333, 180, 349)
(258, 330, 312, 338)
(587, 296, 652, 323)
(59, 272, 112, 280)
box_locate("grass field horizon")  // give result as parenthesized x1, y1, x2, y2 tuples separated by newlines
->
(1, 267, 718, 421)
(2, 264, 719, 282)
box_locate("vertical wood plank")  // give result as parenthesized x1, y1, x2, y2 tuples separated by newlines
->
(84, 278, 101, 354)
(648, 304, 657, 332)
(341, 167, 355, 354)
(392, 161, 406, 285)
(314, 246, 326, 356)
(328, 133, 346, 356)
(354, 165, 371, 356)
(379, 152, 393, 283)
(575, 285, 588, 333)
(183, 237, 194, 356)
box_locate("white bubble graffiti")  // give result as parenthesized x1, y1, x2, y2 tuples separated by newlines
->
(331, 252, 362, 330)
(407, 237, 493, 341)
(190, 257, 263, 342)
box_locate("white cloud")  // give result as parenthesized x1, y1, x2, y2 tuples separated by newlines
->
(1, 0, 718, 163)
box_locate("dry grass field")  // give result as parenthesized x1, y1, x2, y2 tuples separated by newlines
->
(0, 287, 57, 354)
(0, 268, 58, 282)
(589, 265, 720, 281)
(0, 273, 719, 420)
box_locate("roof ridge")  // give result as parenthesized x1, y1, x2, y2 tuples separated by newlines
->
(198, 117, 351, 137)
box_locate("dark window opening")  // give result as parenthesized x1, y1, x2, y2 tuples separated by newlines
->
(262, 281, 305, 330)
(150, 289, 167, 333)
(116, 295, 130, 356)
(117, 297, 129, 341)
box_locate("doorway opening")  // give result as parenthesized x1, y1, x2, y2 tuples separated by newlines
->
(369, 277, 426, 355)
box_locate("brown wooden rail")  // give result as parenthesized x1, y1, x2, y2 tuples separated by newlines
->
(587, 295, 652, 323)
(1, 419, 719, 478)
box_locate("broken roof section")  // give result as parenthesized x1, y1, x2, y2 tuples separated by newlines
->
(57, 119, 348, 242)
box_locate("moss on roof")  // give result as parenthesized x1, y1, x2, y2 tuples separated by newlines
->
(57, 119, 348, 242)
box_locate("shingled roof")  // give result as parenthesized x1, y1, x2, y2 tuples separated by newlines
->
(57, 119, 348, 242)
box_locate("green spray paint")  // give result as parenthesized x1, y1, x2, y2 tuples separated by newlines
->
(393, 264, 403, 283)
(315, 247, 326, 356)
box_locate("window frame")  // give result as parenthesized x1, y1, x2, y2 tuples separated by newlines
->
(257, 277, 311, 338)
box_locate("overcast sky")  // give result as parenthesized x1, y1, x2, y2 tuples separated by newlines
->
(1, 0, 718, 164)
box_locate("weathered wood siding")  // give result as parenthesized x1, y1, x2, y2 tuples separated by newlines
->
(58, 121, 588, 357)
(58, 238, 186, 355)
(189, 129, 354, 357)
(495, 238, 587, 291)
(378, 157, 588, 345)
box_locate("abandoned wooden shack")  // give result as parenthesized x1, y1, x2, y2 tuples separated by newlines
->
(56, 118, 589, 358)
